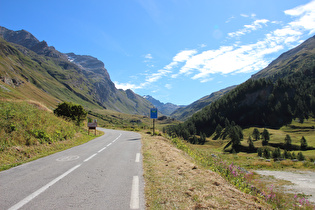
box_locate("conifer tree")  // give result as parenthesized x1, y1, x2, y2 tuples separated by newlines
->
(247, 136, 255, 151)
(252, 128, 260, 141)
(300, 136, 308, 150)
(284, 134, 292, 150)
(261, 129, 270, 146)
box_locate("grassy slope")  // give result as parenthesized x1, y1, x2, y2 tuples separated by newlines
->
(0, 100, 102, 171)
(0, 38, 102, 110)
(171, 86, 235, 121)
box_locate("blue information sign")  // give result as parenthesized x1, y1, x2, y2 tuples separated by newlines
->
(150, 108, 158, 119)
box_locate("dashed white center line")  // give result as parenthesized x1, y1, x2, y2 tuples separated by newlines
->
(130, 176, 140, 209)
(84, 153, 97, 162)
(113, 133, 122, 142)
(8, 164, 81, 210)
(9, 132, 123, 210)
(98, 147, 107, 153)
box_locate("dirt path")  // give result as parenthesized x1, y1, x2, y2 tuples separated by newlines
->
(255, 170, 315, 203)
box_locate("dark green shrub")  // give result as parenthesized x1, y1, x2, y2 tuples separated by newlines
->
(54, 102, 87, 126)
(297, 152, 305, 161)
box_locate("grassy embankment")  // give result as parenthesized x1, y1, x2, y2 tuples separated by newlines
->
(141, 131, 270, 209)
(0, 100, 102, 171)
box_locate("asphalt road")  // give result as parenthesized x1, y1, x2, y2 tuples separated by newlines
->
(0, 128, 145, 210)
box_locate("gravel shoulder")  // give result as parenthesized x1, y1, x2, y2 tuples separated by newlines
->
(255, 170, 315, 203)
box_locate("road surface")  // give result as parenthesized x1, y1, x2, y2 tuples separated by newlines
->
(0, 128, 145, 210)
(255, 170, 315, 203)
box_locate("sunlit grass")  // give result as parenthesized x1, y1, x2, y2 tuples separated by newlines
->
(0, 100, 103, 171)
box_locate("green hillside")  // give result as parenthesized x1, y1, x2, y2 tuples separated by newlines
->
(252, 35, 315, 80)
(0, 38, 101, 109)
(165, 65, 315, 138)
(164, 35, 315, 157)
(171, 86, 236, 121)
(0, 100, 100, 171)
(0, 26, 154, 115)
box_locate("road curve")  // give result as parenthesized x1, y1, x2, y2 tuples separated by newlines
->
(0, 128, 145, 210)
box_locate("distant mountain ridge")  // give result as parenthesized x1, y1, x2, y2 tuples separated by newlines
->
(0, 26, 153, 115)
(170, 86, 236, 121)
(143, 95, 183, 116)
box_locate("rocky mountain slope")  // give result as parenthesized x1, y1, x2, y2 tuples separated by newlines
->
(0, 26, 152, 115)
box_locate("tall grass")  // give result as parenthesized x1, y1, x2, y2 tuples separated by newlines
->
(0, 101, 76, 147)
(0, 100, 99, 170)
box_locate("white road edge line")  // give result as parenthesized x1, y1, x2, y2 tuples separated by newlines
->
(8, 164, 81, 210)
(135, 153, 140, 163)
(84, 153, 97, 162)
(130, 176, 140, 209)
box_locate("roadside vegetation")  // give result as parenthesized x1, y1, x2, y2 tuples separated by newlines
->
(1, 98, 314, 208)
(158, 117, 315, 209)
(164, 134, 314, 209)
(0, 100, 102, 171)
(141, 131, 270, 209)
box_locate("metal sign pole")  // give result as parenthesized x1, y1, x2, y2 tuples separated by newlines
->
(150, 108, 158, 136)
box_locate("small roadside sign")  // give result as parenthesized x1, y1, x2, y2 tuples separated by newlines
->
(88, 119, 97, 135)
(150, 108, 158, 119)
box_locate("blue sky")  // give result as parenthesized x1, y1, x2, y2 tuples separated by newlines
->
(1, 0, 315, 105)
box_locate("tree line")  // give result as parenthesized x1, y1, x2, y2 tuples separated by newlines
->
(164, 65, 315, 145)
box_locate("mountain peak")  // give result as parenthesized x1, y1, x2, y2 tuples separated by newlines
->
(0, 26, 39, 49)
(0, 25, 153, 115)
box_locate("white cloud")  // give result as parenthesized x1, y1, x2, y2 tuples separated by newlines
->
(173, 50, 197, 62)
(240, 13, 256, 18)
(225, 16, 235, 23)
(145, 69, 171, 83)
(285, 0, 315, 34)
(121, 1, 315, 91)
(228, 19, 269, 38)
(144, 53, 153, 59)
(114, 81, 141, 90)
(166, 1, 315, 83)
(165, 84, 172, 89)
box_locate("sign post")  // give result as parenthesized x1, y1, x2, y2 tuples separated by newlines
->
(88, 119, 97, 135)
(150, 108, 158, 135)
